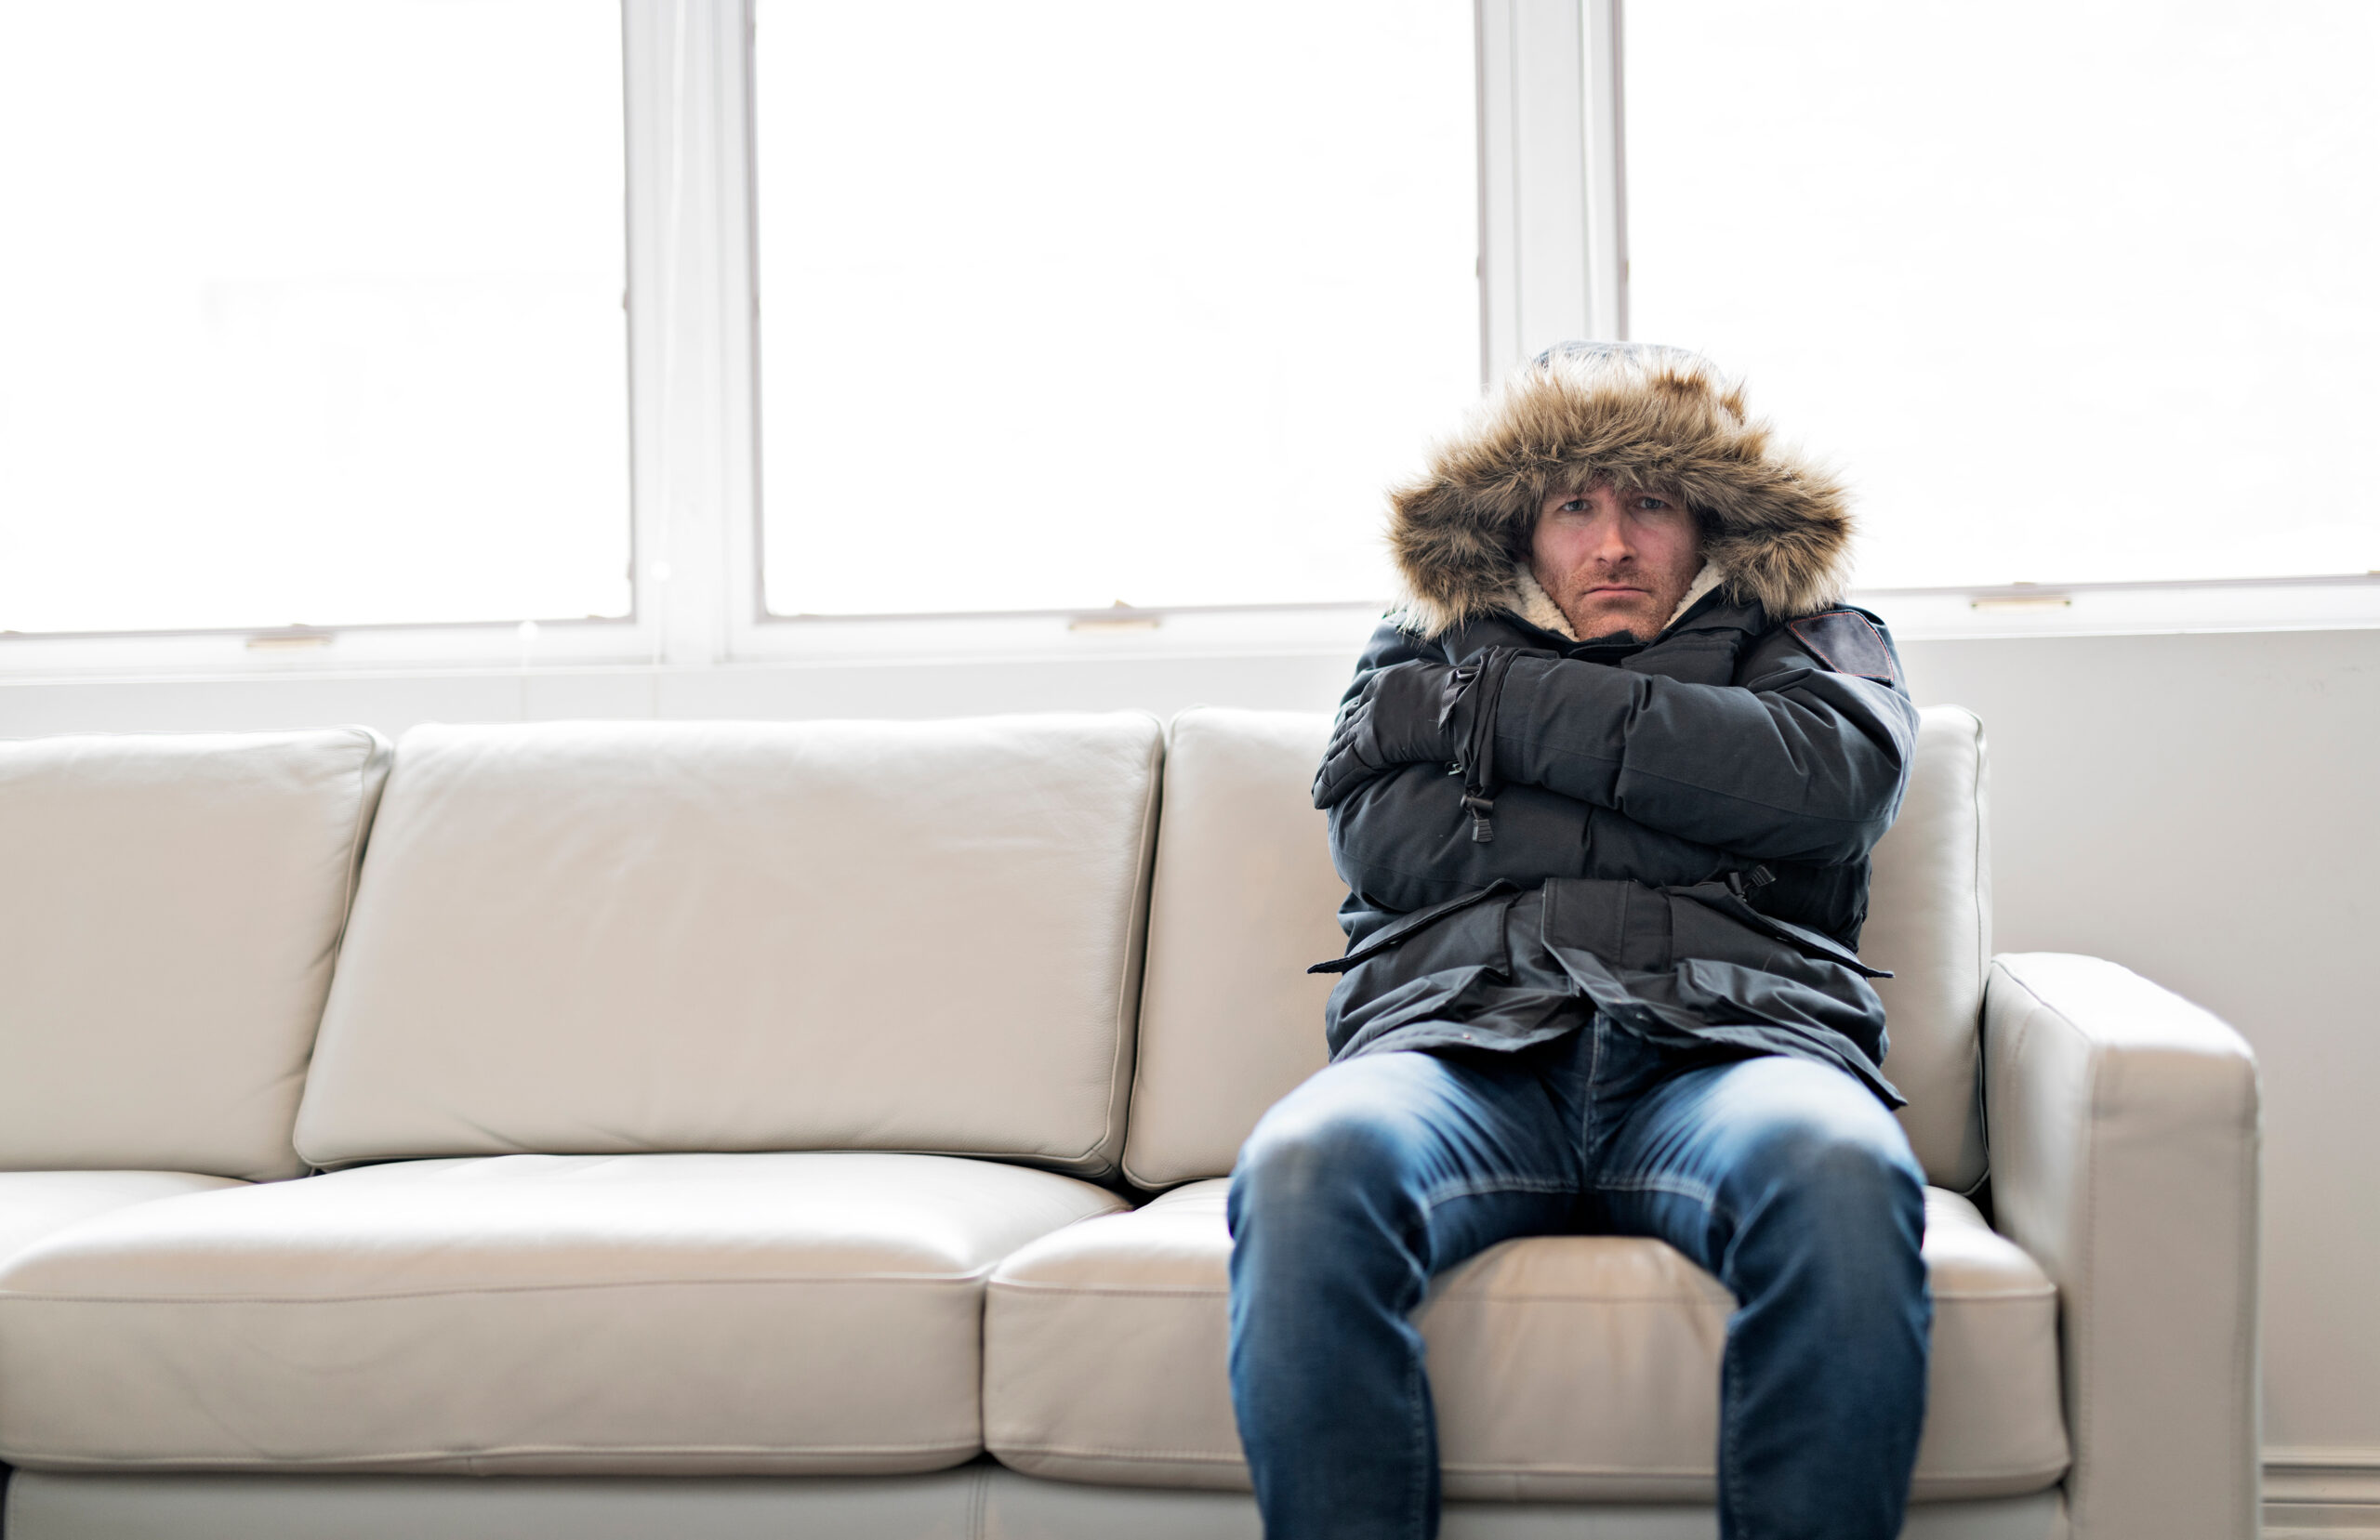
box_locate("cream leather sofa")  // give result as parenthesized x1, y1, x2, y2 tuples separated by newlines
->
(0, 709, 2258, 1540)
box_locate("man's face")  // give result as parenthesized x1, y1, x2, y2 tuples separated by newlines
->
(1528, 480, 1704, 641)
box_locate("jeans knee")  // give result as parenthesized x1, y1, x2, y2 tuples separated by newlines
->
(1739, 1116, 1925, 1264)
(1230, 1101, 1419, 1239)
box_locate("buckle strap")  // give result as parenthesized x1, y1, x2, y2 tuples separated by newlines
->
(1447, 646, 1530, 843)
(1722, 864, 1775, 900)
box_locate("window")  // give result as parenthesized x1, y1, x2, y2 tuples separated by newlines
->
(1625, 1, 2380, 594)
(749, 0, 1479, 618)
(7, 1, 2370, 670)
(0, 0, 630, 637)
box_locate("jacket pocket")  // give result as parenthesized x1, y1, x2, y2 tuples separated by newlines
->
(1540, 876, 1676, 973)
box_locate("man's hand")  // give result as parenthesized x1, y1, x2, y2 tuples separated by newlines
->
(1312, 660, 1461, 809)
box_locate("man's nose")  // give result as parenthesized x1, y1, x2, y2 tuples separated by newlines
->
(1589, 510, 1635, 565)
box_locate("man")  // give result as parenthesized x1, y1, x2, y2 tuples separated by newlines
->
(1227, 343, 1928, 1540)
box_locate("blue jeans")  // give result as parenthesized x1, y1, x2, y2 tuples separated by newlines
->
(1226, 1018, 1930, 1540)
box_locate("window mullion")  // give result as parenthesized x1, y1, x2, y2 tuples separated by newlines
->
(1581, 0, 1628, 340)
(1476, 0, 1601, 378)
(624, 0, 747, 667)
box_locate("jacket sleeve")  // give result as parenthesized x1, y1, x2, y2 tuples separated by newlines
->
(1485, 622, 1919, 865)
(1322, 620, 1596, 914)
(1327, 770, 1593, 915)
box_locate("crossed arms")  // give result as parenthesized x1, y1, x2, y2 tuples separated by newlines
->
(1315, 624, 1921, 916)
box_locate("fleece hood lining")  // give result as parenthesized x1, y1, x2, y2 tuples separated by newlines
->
(1508, 561, 1722, 644)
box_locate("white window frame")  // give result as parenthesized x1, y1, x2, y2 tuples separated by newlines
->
(0, 1, 669, 679)
(724, 0, 1620, 667)
(3, 0, 2372, 683)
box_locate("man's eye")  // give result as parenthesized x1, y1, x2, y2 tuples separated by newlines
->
(1635, 496, 1669, 511)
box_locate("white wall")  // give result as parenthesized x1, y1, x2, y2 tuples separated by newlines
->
(4, 625, 2376, 1494)
(1897, 627, 2380, 1507)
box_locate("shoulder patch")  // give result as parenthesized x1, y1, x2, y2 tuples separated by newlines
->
(1785, 610, 1897, 685)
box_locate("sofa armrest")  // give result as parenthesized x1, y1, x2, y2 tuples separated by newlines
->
(1983, 952, 2260, 1540)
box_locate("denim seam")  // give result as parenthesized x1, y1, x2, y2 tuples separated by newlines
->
(1721, 1329, 1750, 1539)
(1440, 1459, 1709, 1476)
(1436, 1459, 2063, 1488)
(1580, 1018, 1606, 1158)
(1593, 1172, 1741, 1230)
(1417, 1176, 1579, 1209)
(1427, 1294, 1729, 1307)
(1404, 1336, 1430, 1540)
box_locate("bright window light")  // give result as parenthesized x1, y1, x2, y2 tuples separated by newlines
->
(752, 0, 1479, 617)
(0, 0, 631, 636)
(1626, 2, 2380, 590)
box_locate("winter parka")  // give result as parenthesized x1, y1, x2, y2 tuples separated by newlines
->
(1312, 345, 1922, 1105)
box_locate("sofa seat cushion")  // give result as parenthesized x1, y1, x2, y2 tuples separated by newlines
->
(985, 1182, 2068, 1502)
(0, 1152, 1123, 1474)
(0, 1172, 245, 1268)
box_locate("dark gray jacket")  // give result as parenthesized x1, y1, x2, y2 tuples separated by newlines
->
(1308, 342, 1920, 1104)
(1313, 596, 1918, 1104)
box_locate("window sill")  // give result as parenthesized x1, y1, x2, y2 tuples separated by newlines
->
(4, 580, 2377, 687)
(1858, 575, 2380, 641)
(0, 617, 656, 682)
(728, 602, 1388, 666)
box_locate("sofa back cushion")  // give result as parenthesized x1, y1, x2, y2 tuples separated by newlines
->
(293, 716, 1162, 1176)
(1860, 705, 1991, 1190)
(1121, 705, 1990, 1191)
(0, 728, 390, 1180)
(1120, 711, 1342, 1189)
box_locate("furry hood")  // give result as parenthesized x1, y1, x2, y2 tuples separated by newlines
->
(1388, 343, 1855, 637)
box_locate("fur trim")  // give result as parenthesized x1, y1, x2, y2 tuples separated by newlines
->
(1389, 345, 1854, 637)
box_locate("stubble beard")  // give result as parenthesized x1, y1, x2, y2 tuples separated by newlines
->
(1560, 578, 1668, 643)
